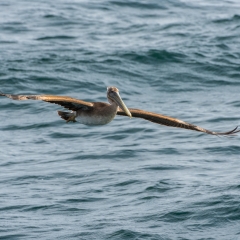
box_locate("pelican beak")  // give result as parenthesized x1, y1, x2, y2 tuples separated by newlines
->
(112, 92, 132, 118)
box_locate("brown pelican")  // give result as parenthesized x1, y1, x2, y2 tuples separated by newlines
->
(0, 86, 239, 136)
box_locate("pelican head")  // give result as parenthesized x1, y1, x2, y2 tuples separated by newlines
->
(107, 86, 132, 118)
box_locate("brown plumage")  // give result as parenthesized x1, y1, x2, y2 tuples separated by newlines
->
(0, 87, 239, 136)
(117, 108, 239, 136)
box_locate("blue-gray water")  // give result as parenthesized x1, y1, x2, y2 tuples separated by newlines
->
(1, 0, 240, 239)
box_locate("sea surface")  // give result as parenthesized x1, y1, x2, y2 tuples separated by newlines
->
(1, 0, 240, 239)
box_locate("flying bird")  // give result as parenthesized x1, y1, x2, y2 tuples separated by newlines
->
(0, 87, 239, 136)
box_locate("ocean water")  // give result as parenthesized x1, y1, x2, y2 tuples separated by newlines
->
(1, 0, 240, 239)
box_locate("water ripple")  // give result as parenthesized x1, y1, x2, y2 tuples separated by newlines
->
(1, 0, 240, 239)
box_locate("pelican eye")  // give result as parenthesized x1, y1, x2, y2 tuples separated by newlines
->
(109, 90, 115, 96)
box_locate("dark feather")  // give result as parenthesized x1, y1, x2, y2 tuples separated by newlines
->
(117, 108, 239, 136)
(0, 93, 94, 111)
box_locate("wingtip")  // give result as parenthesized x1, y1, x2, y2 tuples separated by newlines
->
(229, 126, 239, 135)
(233, 125, 240, 134)
(218, 126, 240, 136)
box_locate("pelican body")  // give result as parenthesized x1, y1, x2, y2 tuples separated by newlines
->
(0, 86, 239, 136)
(74, 102, 118, 125)
(67, 86, 131, 125)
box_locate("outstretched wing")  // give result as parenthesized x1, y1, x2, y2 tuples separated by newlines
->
(0, 92, 93, 111)
(117, 108, 239, 136)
